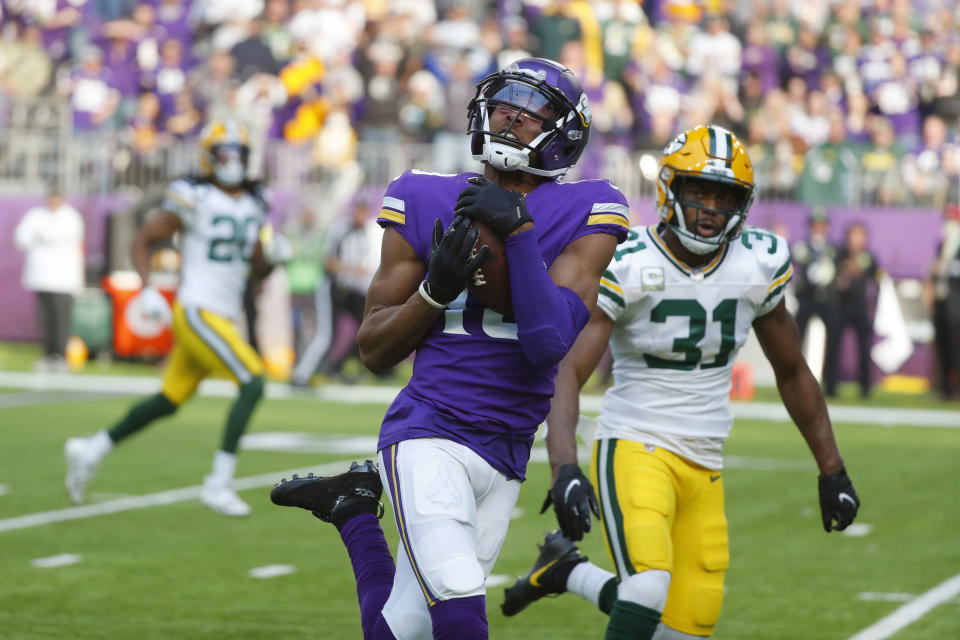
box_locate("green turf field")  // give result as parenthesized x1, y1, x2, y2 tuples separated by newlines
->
(1, 370, 959, 639)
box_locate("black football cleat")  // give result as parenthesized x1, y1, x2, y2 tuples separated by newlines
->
(271, 460, 384, 525)
(501, 530, 587, 617)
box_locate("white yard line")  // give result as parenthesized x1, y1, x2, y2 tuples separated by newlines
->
(0, 460, 354, 534)
(847, 572, 960, 640)
(1, 371, 959, 427)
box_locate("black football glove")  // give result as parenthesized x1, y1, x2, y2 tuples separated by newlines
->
(540, 464, 600, 541)
(455, 176, 533, 238)
(421, 216, 489, 307)
(818, 466, 860, 532)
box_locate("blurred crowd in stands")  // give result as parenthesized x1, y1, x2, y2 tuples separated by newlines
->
(1, 0, 960, 207)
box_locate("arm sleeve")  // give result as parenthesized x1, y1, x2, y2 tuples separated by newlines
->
(504, 228, 590, 367)
(757, 233, 794, 316)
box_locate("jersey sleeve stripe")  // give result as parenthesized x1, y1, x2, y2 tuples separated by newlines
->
(600, 277, 622, 296)
(763, 274, 793, 306)
(767, 264, 794, 293)
(773, 257, 792, 279)
(591, 202, 629, 216)
(382, 196, 405, 212)
(587, 213, 630, 228)
(599, 285, 625, 308)
(602, 269, 620, 284)
(378, 208, 405, 224)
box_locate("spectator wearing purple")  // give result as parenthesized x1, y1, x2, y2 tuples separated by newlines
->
(164, 88, 203, 138)
(627, 52, 686, 149)
(741, 18, 779, 94)
(144, 38, 188, 114)
(24, 0, 84, 63)
(127, 3, 169, 78)
(102, 36, 141, 109)
(858, 22, 897, 96)
(871, 50, 921, 146)
(58, 44, 121, 131)
(153, 0, 193, 50)
(782, 22, 831, 91)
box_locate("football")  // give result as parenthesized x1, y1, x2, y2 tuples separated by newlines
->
(467, 219, 512, 316)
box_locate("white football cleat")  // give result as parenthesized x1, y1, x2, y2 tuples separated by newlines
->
(64, 437, 100, 505)
(200, 476, 251, 517)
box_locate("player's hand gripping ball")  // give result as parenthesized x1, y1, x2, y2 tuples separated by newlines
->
(467, 219, 512, 316)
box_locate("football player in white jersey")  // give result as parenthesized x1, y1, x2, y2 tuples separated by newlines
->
(65, 119, 287, 517)
(502, 124, 861, 639)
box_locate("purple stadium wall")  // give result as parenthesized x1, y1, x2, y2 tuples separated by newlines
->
(1, 193, 946, 384)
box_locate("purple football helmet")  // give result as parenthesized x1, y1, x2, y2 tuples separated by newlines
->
(467, 58, 592, 179)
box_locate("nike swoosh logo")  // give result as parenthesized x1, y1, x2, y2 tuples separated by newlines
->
(563, 479, 581, 502)
(838, 492, 857, 507)
(529, 559, 558, 588)
(710, 475, 721, 482)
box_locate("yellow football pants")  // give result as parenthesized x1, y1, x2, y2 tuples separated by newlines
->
(592, 438, 729, 636)
(161, 302, 263, 405)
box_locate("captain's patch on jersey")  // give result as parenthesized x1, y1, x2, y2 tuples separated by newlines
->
(640, 267, 665, 291)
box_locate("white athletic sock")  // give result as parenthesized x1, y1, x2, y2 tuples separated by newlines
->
(88, 430, 114, 463)
(566, 561, 616, 607)
(210, 450, 238, 483)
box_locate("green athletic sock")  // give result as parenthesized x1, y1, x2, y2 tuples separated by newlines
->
(599, 577, 619, 615)
(221, 378, 263, 453)
(605, 600, 661, 640)
(107, 393, 178, 443)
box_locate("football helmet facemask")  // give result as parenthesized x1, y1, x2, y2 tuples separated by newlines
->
(468, 58, 591, 179)
(657, 124, 755, 255)
(199, 119, 251, 188)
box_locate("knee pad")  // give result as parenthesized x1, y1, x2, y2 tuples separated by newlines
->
(618, 570, 671, 611)
(239, 376, 264, 402)
(436, 556, 485, 598)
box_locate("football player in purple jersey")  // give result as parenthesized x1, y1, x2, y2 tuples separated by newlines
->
(271, 58, 631, 639)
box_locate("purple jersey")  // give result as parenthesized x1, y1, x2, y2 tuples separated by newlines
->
(376, 170, 630, 480)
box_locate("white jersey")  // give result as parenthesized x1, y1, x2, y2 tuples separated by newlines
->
(593, 224, 793, 470)
(162, 177, 269, 319)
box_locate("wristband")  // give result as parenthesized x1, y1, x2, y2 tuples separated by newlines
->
(418, 281, 448, 309)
